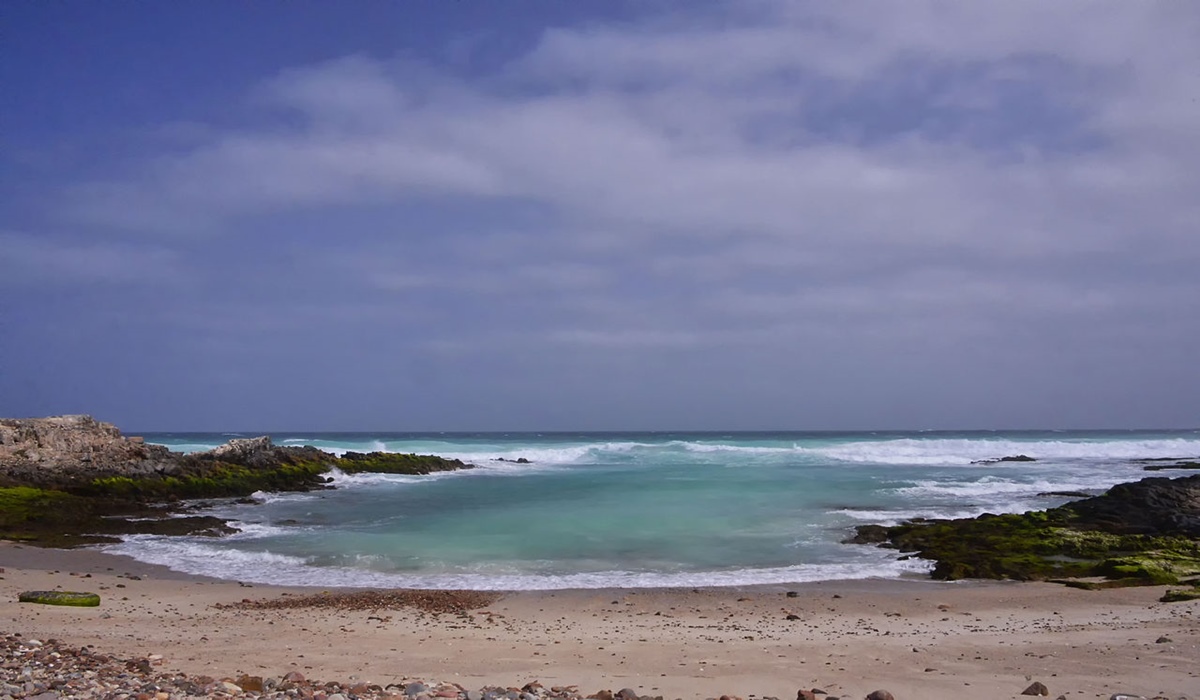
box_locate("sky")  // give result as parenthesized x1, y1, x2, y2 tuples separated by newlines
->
(2, 1, 1198, 431)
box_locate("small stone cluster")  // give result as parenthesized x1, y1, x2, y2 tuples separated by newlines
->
(3, 634, 569, 700)
(0, 634, 1188, 700)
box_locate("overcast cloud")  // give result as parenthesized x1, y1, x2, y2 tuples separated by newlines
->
(2, 1, 1198, 430)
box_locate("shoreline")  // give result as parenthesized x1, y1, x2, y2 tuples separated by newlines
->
(4, 543, 1197, 699)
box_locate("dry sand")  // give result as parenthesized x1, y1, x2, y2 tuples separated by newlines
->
(2, 543, 1197, 699)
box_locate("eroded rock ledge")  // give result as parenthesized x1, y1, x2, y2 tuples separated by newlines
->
(0, 415, 473, 546)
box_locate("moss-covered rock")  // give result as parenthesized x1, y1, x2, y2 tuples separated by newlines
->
(1160, 587, 1200, 602)
(334, 451, 472, 475)
(19, 590, 101, 606)
(0, 438, 477, 547)
(852, 474, 1200, 591)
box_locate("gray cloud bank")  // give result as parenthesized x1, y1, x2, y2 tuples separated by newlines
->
(2, 1, 1198, 430)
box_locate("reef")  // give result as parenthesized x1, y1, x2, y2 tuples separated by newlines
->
(0, 415, 473, 547)
(852, 473, 1200, 600)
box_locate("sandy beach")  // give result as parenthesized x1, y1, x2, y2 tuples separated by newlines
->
(2, 543, 1196, 700)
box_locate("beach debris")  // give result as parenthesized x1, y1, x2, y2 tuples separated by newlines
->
(17, 590, 100, 606)
(214, 588, 501, 615)
(1021, 681, 1050, 696)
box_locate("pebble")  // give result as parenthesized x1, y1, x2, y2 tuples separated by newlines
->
(0, 634, 1190, 700)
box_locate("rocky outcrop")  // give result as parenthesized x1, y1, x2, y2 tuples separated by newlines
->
(0, 415, 177, 484)
(0, 415, 335, 491)
(1068, 474, 1200, 537)
(0, 415, 477, 547)
(851, 474, 1200, 591)
(336, 450, 472, 475)
(207, 435, 275, 460)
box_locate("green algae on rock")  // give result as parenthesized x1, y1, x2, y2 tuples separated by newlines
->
(333, 451, 472, 475)
(0, 416, 477, 547)
(852, 474, 1200, 590)
(18, 590, 101, 606)
(1160, 586, 1200, 602)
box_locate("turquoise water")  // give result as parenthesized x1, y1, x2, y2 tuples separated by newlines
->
(105, 430, 1200, 589)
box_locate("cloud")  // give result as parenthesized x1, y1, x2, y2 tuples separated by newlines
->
(0, 231, 183, 287)
(8, 1, 1200, 427)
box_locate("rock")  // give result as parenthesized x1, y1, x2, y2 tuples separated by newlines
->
(217, 681, 242, 694)
(843, 524, 889, 544)
(1022, 681, 1049, 696)
(1156, 636, 1174, 643)
(972, 454, 1036, 464)
(617, 690, 639, 700)
(591, 691, 615, 700)
(209, 436, 274, 458)
(1071, 474, 1200, 537)
(0, 415, 176, 482)
(1109, 695, 1147, 700)
(786, 591, 799, 598)
(797, 691, 816, 700)
(1141, 459, 1200, 471)
(407, 683, 431, 697)
(852, 473, 1200, 584)
(18, 591, 101, 607)
(236, 674, 265, 692)
(865, 692, 894, 700)
(1160, 587, 1200, 602)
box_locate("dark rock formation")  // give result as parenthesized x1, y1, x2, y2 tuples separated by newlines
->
(1138, 458, 1200, 471)
(1069, 474, 1200, 537)
(851, 474, 1200, 589)
(971, 454, 1037, 464)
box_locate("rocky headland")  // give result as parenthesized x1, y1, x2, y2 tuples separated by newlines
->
(0, 415, 472, 547)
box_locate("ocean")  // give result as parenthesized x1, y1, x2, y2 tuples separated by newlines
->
(104, 430, 1200, 590)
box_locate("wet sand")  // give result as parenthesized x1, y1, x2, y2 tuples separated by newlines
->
(2, 543, 1198, 699)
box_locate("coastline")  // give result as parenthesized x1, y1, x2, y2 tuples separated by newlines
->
(4, 543, 1197, 699)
